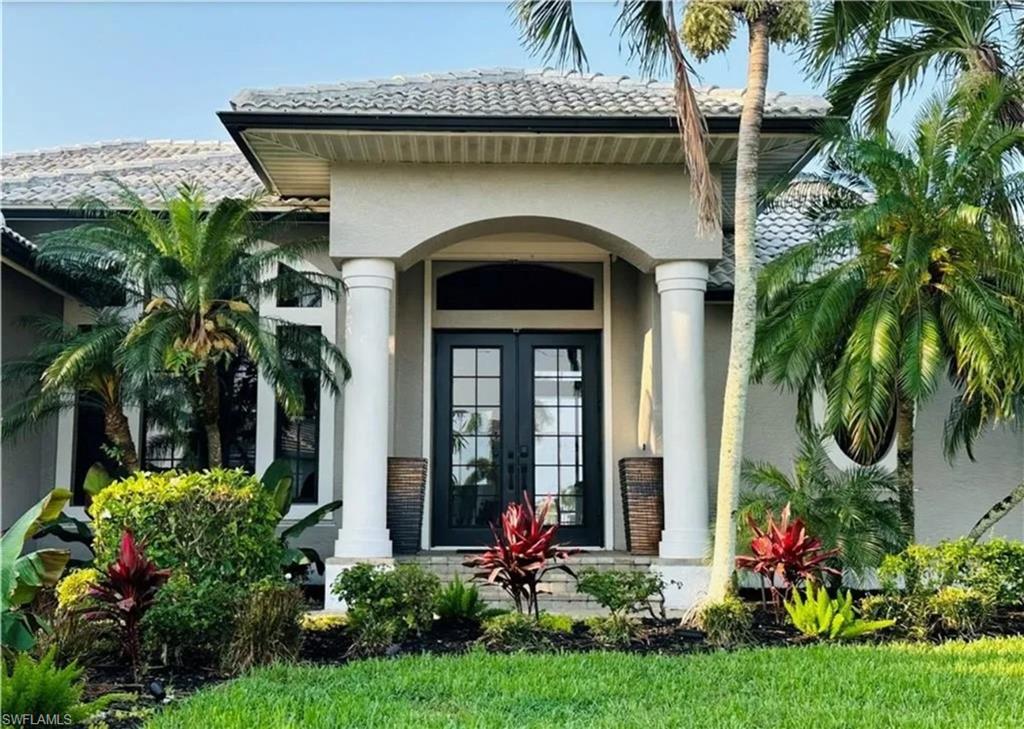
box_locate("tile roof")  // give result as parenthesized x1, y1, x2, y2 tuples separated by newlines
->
(709, 196, 816, 290)
(1, 139, 815, 291)
(1, 140, 326, 211)
(230, 68, 830, 119)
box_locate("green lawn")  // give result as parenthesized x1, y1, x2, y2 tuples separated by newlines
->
(147, 638, 1024, 729)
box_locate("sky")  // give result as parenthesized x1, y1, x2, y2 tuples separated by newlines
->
(1, 1, 823, 153)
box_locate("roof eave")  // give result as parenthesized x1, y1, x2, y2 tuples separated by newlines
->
(218, 110, 832, 135)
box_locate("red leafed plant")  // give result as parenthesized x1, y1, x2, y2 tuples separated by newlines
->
(735, 503, 840, 604)
(464, 494, 578, 617)
(84, 531, 170, 680)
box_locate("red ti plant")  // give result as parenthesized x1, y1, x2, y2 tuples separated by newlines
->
(464, 494, 577, 617)
(735, 503, 840, 606)
(84, 531, 170, 680)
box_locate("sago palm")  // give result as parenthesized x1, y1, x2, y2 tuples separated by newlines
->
(754, 81, 1024, 537)
(2, 310, 140, 472)
(807, 0, 1023, 130)
(738, 429, 906, 579)
(36, 182, 349, 467)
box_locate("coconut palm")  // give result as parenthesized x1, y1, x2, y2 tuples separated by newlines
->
(511, 0, 720, 234)
(754, 81, 1024, 538)
(738, 429, 907, 580)
(2, 310, 140, 472)
(807, 0, 1023, 130)
(677, 0, 811, 601)
(36, 182, 349, 467)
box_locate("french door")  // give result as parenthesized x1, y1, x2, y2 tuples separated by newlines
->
(432, 331, 603, 547)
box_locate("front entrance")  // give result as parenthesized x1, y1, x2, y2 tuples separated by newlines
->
(432, 330, 603, 547)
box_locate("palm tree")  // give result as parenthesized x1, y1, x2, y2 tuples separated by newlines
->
(511, 0, 720, 234)
(807, 0, 1023, 130)
(678, 0, 811, 601)
(2, 310, 140, 472)
(738, 429, 906, 580)
(754, 81, 1024, 538)
(513, 0, 811, 602)
(36, 182, 349, 467)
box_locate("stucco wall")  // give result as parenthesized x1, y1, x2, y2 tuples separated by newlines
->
(1, 264, 62, 521)
(329, 164, 722, 272)
(702, 302, 1024, 544)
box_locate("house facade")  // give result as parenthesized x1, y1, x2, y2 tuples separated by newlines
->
(3, 70, 1022, 610)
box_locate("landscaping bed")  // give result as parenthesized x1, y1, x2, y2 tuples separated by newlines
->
(145, 637, 1024, 729)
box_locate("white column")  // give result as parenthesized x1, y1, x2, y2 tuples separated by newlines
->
(655, 260, 709, 559)
(333, 258, 395, 559)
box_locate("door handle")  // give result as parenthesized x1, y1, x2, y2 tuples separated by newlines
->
(506, 450, 516, 491)
(518, 445, 529, 497)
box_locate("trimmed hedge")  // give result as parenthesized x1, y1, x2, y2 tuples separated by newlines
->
(89, 468, 282, 582)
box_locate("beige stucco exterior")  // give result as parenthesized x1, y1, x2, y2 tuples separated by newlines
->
(3, 167, 1022, 573)
(328, 163, 722, 271)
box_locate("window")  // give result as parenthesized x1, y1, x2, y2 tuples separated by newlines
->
(436, 263, 594, 310)
(69, 393, 119, 507)
(274, 326, 320, 504)
(276, 264, 322, 308)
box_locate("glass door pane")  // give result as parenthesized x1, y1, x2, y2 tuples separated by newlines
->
(448, 346, 502, 528)
(532, 347, 585, 526)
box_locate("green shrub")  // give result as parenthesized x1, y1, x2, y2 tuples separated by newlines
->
(39, 607, 115, 668)
(480, 612, 550, 652)
(55, 568, 100, 612)
(929, 587, 994, 638)
(785, 583, 893, 641)
(536, 612, 575, 634)
(300, 613, 348, 632)
(89, 469, 283, 584)
(696, 595, 755, 647)
(143, 573, 242, 665)
(575, 569, 663, 617)
(859, 594, 930, 640)
(586, 613, 637, 647)
(879, 539, 1024, 607)
(1, 649, 125, 723)
(434, 576, 494, 625)
(331, 563, 441, 654)
(224, 580, 304, 673)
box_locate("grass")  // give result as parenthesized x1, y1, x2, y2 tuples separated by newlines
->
(147, 637, 1024, 729)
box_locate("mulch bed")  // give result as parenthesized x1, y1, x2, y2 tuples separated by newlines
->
(75, 605, 1024, 728)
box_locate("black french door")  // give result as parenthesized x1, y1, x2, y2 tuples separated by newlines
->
(432, 331, 603, 547)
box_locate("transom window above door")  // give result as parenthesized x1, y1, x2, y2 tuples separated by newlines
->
(436, 263, 595, 310)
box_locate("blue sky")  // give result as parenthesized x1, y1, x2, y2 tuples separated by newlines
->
(2, 1, 821, 153)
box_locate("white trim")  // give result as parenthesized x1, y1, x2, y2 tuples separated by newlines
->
(812, 391, 898, 472)
(256, 255, 338, 519)
(420, 259, 434, 550)
(421, 256, 612, 550)
(601, 256, 614, 549)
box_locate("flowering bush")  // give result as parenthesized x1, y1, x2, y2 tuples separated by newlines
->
(464, 494, 577, 617)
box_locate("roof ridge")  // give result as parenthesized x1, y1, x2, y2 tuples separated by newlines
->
(230, 67, 682, 104)
(1, 139, 235, 161)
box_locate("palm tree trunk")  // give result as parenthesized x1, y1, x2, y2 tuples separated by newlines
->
(968, 481, 1024, 543)
(103, 405, 139, 473)
(895, 397, 915, 540)
(199, 363, 223, 467)
(707, 16, 770, 602)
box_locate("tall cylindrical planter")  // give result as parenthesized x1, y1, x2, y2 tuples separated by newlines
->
(619, 457, 664, 555)
(387, 457, 428, 554)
